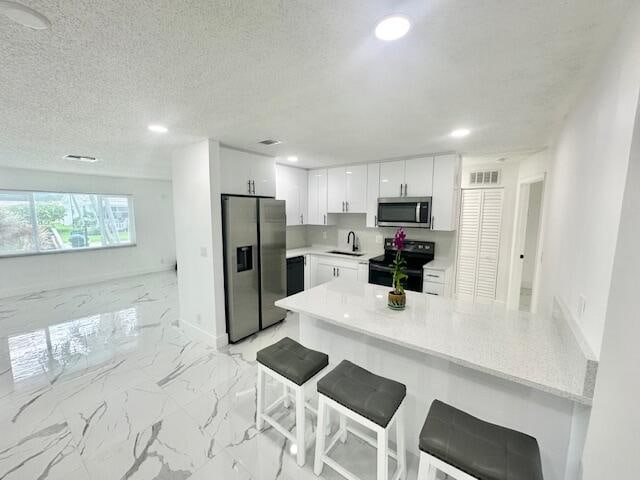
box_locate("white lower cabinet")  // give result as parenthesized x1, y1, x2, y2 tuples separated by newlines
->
(422, 266, 451, 297)
(309, 255, 361, 287)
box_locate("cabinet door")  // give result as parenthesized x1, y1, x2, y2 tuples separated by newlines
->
(327, 167, 346, 213)
(308, 169, 329, 225)
(366, 163, 380, 227)
(295, 167, 308, 224)
(220, 148, 251, 195)
(379, 160, 405, 197)
(276, 165, 298, 226)
(357, 263, 369, 283)
(315, 261, 336, 286)
(336, 264, 358, 282)
(251, 157, 276, 197)
(404, 157, 433, 197)
(345, 164, 367, 213)
(432, 154, 460, 231)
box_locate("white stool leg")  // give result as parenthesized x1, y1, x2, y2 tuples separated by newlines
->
(377, 427, 389, 480)
(417, 452, 436, 480)
(339, 415, 347, 443)
(325, 404, 332, 435)
(314, 395, 327, 475)
(295, 386, 306, 466)
(283, 383, 290, 408)
(256, 365, 264, 430)
(396, 405, 407, 480)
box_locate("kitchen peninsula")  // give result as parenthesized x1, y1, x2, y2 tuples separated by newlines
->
(275, 279, 597, 480)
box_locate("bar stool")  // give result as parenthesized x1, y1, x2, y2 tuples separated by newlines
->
(256, 337, 329, 467)
(417, 400, 544, 480)
(314, 360, 407, 480)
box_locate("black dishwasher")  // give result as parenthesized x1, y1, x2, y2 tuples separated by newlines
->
(286, 256, 305, 296)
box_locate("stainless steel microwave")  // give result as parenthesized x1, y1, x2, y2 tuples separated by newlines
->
(377, 197, 432, 228)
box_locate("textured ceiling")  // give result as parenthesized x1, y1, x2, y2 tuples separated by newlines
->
(0, 0, 634, 178)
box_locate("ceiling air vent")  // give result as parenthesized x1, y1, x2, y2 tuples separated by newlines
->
(258, 139, 282, 146)
(64, 155, 99, 163)
(470, 169, 501, 186)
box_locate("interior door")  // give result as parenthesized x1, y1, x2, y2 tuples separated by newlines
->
(404, 157, 434, 197)
(475, 189, 503, 300)
(379, 160, 405, 197)
(455, 189, 482, 300)
(222, 196, 259, 342)
(345, 164, 367, 212)
(259, 198, 287, 329)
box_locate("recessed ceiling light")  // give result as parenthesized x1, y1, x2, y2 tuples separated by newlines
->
(0, 1, 51, 30)
(64, 155, 99, 164)
(375, 15, 411, 41)
(148, 124, 168, 133)
(287, 156, 298, 162)
(450, 128, 471, 138)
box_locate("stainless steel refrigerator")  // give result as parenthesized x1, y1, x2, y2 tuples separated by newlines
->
(222, 195, 287, 343)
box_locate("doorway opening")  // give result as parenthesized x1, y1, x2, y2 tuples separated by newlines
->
(517, 181, 544, 312)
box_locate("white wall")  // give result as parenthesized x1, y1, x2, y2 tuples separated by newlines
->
(581, 95, 640, 479)
(171, 140, 227, 347)
(0, 167, 175, 298)
(536, 3, 640, 357)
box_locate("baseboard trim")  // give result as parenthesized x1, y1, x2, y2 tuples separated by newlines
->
(179, 319, 229, 349)
(0, 265, 176, 300)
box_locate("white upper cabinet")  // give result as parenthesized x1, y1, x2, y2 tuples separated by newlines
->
(379, 160, 405, 198)
(220, 147, 276, 197)
(327, 165, 367, 213)
(379, 157, 433, 197)
(308, 169, 330, 225)
(366, 163, 380, 227)
(404, 157, 434, 197)
(276, 164, 308, 226)
(432, 154, 461, 231)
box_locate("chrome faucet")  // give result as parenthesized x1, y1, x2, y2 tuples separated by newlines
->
(347, 231, 358, 252)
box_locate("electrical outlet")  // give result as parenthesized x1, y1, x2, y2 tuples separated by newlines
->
(577, 295, 586, 318)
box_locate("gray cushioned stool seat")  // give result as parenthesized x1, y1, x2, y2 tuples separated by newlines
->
(256, 337, 328, 386)
(317, 360, 406, 427)
(419, 400, 543, 480)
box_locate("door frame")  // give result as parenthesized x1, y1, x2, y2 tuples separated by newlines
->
(506, 173, 546, 312)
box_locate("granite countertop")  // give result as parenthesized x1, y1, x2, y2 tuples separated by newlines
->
(276, 279, 595, 405)
(286, 246, 382, 264)
(423, 257, 453, 271)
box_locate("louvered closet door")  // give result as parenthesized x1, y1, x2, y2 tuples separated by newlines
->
(475, 189, 503, 300)
(456, 190, 482, 299)
(455, 189, 503, 301)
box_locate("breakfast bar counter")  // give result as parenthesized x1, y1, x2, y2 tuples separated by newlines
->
(276, 279, 595, 480)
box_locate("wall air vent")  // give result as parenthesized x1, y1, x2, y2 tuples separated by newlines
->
(470, 169, 501, 186)
(258, 139, 282, 146)
(64, 155, 99, 163)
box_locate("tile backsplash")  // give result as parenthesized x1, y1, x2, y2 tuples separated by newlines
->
(287, 213, 456, 259)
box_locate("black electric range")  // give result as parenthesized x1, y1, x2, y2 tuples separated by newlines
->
(368, 238, 435, 292)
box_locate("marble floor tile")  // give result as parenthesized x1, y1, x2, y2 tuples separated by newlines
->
(0, 272, 425, 480)
(84, 408, 215, 480)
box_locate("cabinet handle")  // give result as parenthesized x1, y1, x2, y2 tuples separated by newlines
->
(248, 180, 252, 194)
(405, 183, 408, 196)
(300, 214, 303, 224)
(431, 215, 435, 230)
(333, 267, 336, 276)
(342, 201, 345, 212)
(252, 180, 256, 194)
(400, 184, 403, 196)
(337, 267, 340, 277)
(346, 201, 349, 212)
(374, 215, 377, 226)
(323, 214, 326, 225)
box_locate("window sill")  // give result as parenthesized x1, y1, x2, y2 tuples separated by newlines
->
(0, 243, 137, 259)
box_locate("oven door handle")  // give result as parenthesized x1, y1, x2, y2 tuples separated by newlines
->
(369, 263, 422, 276)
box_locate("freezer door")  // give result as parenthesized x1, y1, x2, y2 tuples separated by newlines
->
(223, 196, 260, 342)
(258, 198, 287, 329)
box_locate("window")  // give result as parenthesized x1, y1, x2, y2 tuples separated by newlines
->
(0, 190, 135, 257)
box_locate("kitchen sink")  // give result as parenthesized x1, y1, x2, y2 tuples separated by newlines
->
(326, 250, 365, 257)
